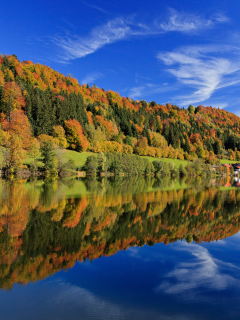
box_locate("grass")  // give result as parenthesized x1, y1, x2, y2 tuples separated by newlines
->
(143, 156, 188, 168)
(220, 159, 237, 164)
(24, 150, 95, 169)
(56, 150, 94, 169)
(24, 148, 239, 170)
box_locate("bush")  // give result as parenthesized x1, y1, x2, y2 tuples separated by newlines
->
(152, 160, 165, 175)
(179, 164, 187, 176)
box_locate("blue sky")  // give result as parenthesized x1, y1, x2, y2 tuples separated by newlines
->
(1, 0, 240, 114)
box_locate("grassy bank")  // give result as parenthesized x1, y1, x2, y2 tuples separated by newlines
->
(24, 148, 237, 170)
(24, 150, 95, 168)
(220, 159, 237, 164)
(143, 156, 188, 168)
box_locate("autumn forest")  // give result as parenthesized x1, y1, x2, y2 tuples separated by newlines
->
(1, 54, 240, 176)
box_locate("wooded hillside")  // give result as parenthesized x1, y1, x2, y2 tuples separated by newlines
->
(1, 54, 240, 164)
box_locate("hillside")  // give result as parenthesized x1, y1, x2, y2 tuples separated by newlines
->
(1, 54, 240, 164)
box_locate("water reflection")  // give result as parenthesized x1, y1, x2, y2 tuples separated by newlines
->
(0, 176, 240, 290)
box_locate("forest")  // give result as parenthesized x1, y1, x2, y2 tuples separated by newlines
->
(1, 54, 240, 175)
(0, 176, 239, 289)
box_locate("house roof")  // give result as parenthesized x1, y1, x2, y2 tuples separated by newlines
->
(224, 164, 232, 168)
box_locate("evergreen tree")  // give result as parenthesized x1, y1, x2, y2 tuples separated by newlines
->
(213, 140, 221, 155)
(183, 134, 190, 153)
(40, 140, 57, 173)
(0, 86, 4, 113)
(142, 128, 151, 146)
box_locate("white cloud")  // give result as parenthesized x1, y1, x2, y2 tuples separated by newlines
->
(155, 243, 240, 295)
(128, 86, 145, 99)
(157, 45, 240, 106)
(82, 1, 108, 14)
(81, 72, 103, 85)
(212, 103, 229, 109)
(51, 18, 131, 61)
(159, 9, 227, 33)
(129, 83, 177, 100)
(50, 11, 227, 62)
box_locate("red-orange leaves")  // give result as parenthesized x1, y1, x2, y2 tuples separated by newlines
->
(65, 119, 88, 151)
(3, 82, 26, 110)
(1, 110, 32, 149)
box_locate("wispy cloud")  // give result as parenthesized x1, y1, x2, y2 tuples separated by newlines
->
(82, 1, 108, 14)
(129, 83, 177, 100)
(50, 10, 227, 62)
(155, 243, 240, 295)
(213, 103, 229, 109)
(157, 45, 240, 106)
(159, 9, 228, 33)
(81, 72, 103, 84)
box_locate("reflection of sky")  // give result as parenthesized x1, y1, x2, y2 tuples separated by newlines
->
(1, 234, 240, 319)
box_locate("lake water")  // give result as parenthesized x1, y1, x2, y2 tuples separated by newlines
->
(0, 176, 240, 320)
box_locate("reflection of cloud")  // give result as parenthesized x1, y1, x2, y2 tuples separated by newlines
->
(155, 243, 240, 295)
(51, 282, 122, 319)
(3, 280, 192, 320)
(127, 247, 141, 258)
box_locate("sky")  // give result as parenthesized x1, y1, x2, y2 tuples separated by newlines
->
(1, 0, 240, 115)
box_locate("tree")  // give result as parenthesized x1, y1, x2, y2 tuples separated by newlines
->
(135, 137, 148, 156)
(179, 164, 187, 176)
(98, 152, 107, 172)
(152, 160, 165, 176)
(28, 138, 41, 170)
(195, 144, 204, 158)
(1, 109, 33, 149)
(65, 119, 88, 152)
(40, 140, 58, 174)
(124, 135, 133, 147)
(52, 125, 67, 148)
(188, 105, 195, 114)
(84, 155, 98, 175)
(2, 134, 26, 170)
(168, 162, 175, 173)
(213, 140, 221, 155)
(183, 134, 190, 153)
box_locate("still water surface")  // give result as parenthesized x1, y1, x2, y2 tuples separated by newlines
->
(0, 176, 240, 319)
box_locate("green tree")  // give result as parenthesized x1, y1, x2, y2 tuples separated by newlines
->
(40, 140, 58, 174)
(213, 140, 221, 155)
(84, 155, 98, 176)
(98, 152, 107, 172)
(179, 164, 187, 176)
(124, 135, 133, 147)
(188, 105, 195, 114)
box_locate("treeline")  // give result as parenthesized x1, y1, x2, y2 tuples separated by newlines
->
(83, 152, 214, 177)
(1, 54, 240, 170)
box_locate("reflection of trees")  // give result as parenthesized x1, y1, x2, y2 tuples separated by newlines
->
(0, 176, 240, 289)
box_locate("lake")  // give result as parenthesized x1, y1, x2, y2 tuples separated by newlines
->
(0, 176, 240, 319)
